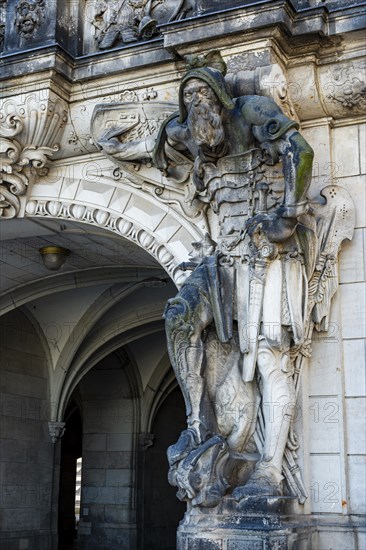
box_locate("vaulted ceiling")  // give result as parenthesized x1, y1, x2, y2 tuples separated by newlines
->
(0, 217, 175, 419)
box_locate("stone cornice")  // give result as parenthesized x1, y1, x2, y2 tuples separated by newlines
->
(0, 1, 364, 83)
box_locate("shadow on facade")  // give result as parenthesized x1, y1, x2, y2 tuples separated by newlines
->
(138, 386, 187, 550)
(58, 352, 186, 550)
(58, 403, 82, 550)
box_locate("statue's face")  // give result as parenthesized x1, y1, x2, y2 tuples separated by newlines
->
(183, 79, 219, 110)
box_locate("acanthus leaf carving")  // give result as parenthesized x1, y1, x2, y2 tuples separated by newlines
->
(48, 421, 66, 444)
(19, 144, 60, 168)
(0, 115, 29, 218)
(0, 94, 68, 218)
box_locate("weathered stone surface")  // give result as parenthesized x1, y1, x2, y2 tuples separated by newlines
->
(97, 50, 355, 515)
(0, 2, 365, 549)
(176, 507, 312, 549)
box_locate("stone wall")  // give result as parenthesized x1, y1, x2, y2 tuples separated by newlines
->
(77, 354, 137, 550)
(0, 310, 53, 550)
(290, 117, 365, 547)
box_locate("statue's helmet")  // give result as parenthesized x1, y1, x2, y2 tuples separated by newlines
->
(178, 67, 235, 123)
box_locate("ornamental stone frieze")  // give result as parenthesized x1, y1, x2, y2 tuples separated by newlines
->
(0, 91, 68, 218)
(288, 58, 366, 122)
(84, 0, 252, 53)
(84, 0, 213, 54)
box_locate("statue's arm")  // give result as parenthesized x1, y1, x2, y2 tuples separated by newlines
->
(240, 96, 314, 212)
(241, 96, 314, 242)
(261, 128, 314, 242)
(276, 129, 314, 219)
(97, 126, 156, 160)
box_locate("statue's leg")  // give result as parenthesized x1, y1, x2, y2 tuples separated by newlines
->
(258, 341, 295, 471)
(207, 339, 257, 454)
(234, 339, 295, 497)
(164, 282, 213, 461)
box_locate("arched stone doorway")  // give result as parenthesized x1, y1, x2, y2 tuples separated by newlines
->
(0, 215, 188, 549)
(58, 348, 186, 550)
(58, 402, 82, 550)
(138, 385, 186, 550)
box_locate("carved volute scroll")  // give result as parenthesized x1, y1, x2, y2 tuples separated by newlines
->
(0, 92, 68, 218)
(93, 50, 355, 518)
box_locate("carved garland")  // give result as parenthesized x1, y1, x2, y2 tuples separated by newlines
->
(25, 198, 187, 286)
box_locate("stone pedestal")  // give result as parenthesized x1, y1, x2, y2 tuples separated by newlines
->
(177, 496, 315, 550)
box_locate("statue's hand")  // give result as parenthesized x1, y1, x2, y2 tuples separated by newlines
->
(97, 137, 123, 155)
(245, 210, 297, 245)
(97, 134, 155, 161)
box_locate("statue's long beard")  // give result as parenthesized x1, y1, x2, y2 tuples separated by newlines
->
(187, 102, 225, 150)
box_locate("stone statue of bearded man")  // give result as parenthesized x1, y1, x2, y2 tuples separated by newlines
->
(151, 63, 315, 504)
(95, 55, 352, 511)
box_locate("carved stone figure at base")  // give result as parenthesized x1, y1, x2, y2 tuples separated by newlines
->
(93, 52, 354, 512)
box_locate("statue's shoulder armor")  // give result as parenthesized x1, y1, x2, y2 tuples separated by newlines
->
(235, 95, 298, 143)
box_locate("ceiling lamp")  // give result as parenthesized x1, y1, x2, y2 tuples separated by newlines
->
(39, 246, 70, 271)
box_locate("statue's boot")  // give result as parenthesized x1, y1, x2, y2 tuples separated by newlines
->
(167, 428, 199, 465)
(234, 343, 295, 500)
(233, 462, 283, 499)
(167, 344, 208, 465)
(234, 388, 294, 499)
